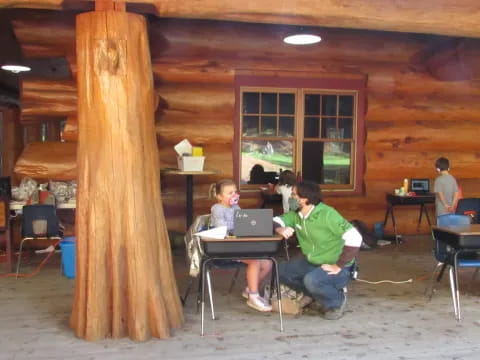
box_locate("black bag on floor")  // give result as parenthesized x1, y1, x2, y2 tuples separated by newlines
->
(351, 219, 378, 249)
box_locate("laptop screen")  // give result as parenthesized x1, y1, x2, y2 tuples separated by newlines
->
(410, 179, 430, 193)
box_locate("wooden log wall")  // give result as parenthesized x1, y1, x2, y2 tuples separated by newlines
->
(151, 20, 480, 234)
(13, 15, 480, 234)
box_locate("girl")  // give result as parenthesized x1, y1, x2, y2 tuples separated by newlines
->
(275, 170, 297, 213)
(210, 179, 273, 312)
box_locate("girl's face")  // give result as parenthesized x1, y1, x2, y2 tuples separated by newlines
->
(217, 184, 238, 207)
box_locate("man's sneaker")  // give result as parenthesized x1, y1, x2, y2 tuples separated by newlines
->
(323, 292, 347, 320)
(246, 294, 272, 312)
(306, 300, 329, 314)
(242, 287, 249, 299)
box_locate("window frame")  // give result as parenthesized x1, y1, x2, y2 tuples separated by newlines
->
(234, 74, 366, 196)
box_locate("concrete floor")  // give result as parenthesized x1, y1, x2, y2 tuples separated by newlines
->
(1, 235, 480, 360)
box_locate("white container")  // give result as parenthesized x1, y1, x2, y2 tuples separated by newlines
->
(177, 156, 205, 171)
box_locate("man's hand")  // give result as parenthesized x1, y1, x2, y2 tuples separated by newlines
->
(321, 264, 341, 275)
(276, 226, 295, 239)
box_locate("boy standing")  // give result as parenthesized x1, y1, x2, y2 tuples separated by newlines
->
(434, 157, 459, 219)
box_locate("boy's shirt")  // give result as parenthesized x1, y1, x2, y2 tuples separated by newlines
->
(434, 173, 458, 216)
(275, 203, 353, 265)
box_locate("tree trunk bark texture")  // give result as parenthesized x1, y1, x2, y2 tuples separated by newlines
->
(71, 10, 183, 341)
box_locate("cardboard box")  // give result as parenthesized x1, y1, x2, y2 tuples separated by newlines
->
(177, 156, 205, 171)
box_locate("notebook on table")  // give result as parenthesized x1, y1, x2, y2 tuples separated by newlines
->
(233, 209, 273, 237)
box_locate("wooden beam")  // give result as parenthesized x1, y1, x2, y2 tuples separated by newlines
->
(3, 0, 480, 38)
(72, 10, 183, 341)
(95, 0, 126, 11)
(0, 107, 23, 183)
(20, 79, 77, 120)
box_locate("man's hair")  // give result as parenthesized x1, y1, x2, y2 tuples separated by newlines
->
(435, 157, 450, 171)
(295, 180, 323, 205)
(209, 179, 236, 198)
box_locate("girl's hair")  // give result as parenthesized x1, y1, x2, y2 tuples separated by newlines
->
(278, 170, 296, 187)
(208, 179, 236, 199)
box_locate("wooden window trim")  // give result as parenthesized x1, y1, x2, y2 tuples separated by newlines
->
(234, 74, 367, 197)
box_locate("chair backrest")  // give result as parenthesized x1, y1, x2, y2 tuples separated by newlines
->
(22, 204, 60, 238)
(455, 198, 480, 224)
(184, 214, 211, 277)
(437, 214, 471, 226)
(433, 214, 471, 262)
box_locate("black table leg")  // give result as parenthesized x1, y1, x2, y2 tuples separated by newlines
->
(417, 204, 424, 231)
(186, 174, 193, 230)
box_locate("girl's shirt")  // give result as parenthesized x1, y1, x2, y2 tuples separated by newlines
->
(210, 203, 241, 231)
(276, 184, 293, 213)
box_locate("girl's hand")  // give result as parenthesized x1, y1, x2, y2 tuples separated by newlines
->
(321, 264, 341, 275)
(276, 226, 294, 239)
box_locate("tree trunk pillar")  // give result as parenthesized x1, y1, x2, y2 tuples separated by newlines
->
(71, 10, 183, 341)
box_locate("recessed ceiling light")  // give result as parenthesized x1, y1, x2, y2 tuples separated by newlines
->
(1, 64, 31, 73)
(283, 34, 321, 45)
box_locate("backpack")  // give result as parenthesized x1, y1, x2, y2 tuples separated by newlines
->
(351, 219, 378, 249)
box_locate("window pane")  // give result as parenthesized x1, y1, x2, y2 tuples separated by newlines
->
(261, 116, 277, 136)
(321, 117, 336, 138)
(243, 92, 259, 114)
(304, 117, 320, 138)
(242, 116, 259, 136)
(322, 95, 337, 116)
(339, 95, 354, 116)
(323, 142, 351, 184)
(279, 93, 295, 114)
(338, 118, 353, 139)
(261, 93, 277, 114)
(241, 140, 294, 184)
(304, 94, 320, 115)
(279, 116, 294, 137)
(302, 141, 324, 183)
(301, 141, 351, 185)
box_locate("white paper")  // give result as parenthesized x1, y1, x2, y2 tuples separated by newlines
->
(194, 226, 227, 239)
(174, 139, 192, 156)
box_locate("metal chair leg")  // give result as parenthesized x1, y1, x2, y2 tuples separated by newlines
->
(453, 255, 461, 321)
(271, 258, 283, 332)
(425, 262, 443, 301)
(226, 267, 241, 295)
(284, 239, 290, 261)
(206, 270, 215, 320)
(182, 277, 194, 306)
(15, 238, 27, 279)
(448, 266, 459, 319)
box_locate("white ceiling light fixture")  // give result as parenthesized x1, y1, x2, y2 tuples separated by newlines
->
(283, 33, 321, 45)
(1, 64, 31, 73)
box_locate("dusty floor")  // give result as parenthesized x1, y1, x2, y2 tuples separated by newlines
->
(1, 235, 480, 360)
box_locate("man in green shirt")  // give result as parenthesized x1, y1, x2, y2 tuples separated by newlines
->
(274, 181, 362, 320)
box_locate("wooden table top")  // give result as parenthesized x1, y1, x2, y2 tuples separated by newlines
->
(433, 224, 480, 236)
(161, 168, 216, 175)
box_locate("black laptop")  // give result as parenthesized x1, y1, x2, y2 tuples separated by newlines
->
(410, 179, 430, 194)
(233, 209, 273, 237)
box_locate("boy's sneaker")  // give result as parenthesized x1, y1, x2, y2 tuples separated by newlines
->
(246, 294, 272, 312)
(323, 292, 347, 320)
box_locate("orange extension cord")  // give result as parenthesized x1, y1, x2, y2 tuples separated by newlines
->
(0, 239, 61, 279)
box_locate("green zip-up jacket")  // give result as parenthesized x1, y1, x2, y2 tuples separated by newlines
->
(277, 203, 353, 265)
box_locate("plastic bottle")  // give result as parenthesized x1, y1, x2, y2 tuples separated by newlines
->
(403, 178, 409, 194)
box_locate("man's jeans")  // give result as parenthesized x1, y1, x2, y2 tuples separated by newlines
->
(279, 255, 352, 309)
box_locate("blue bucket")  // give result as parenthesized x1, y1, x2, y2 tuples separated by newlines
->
(60, 237, 76, 279)
(374, 222, 384, 240)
